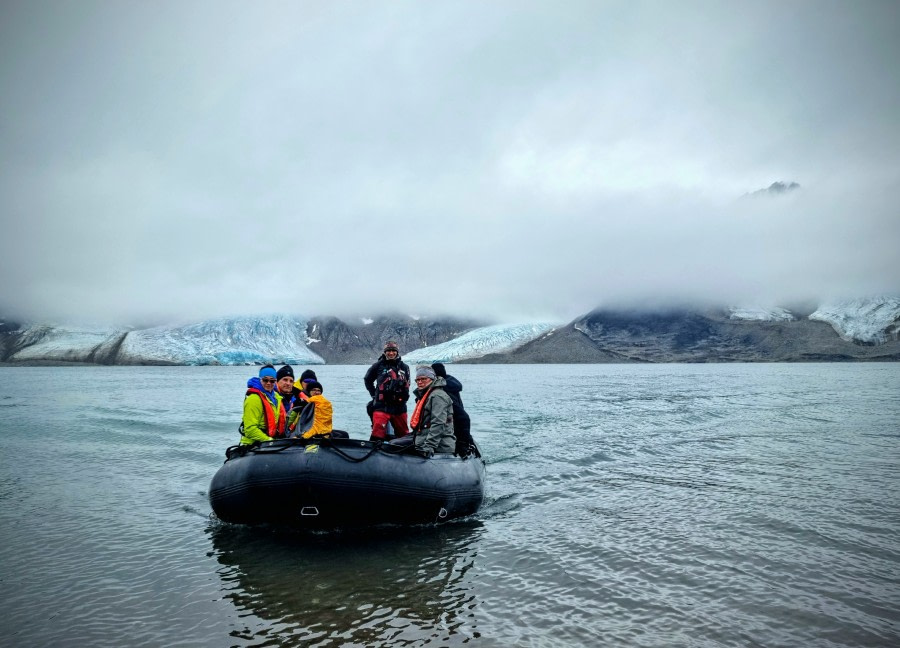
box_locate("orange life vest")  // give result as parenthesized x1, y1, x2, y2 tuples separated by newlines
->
(409, 387, 434, 431)
(246, 388, 287, 438)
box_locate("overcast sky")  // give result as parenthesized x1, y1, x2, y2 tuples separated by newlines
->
(1, 0, 898, 326)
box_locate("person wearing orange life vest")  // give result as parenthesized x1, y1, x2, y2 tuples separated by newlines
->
(432, 362, 475, 457)
(409, 365, 455, 458)
(239, 365, 287, 445)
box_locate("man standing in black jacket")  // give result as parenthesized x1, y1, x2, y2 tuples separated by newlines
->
(364, 340, 411, 442)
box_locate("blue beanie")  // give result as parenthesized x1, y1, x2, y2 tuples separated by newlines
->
(259, 365, 277, 379)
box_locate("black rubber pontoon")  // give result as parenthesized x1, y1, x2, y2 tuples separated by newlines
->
(209, 437, 485, 528)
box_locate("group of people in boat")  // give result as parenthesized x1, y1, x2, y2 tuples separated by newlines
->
(239, 340, 475, 458)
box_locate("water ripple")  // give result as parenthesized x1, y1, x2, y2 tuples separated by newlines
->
(1, 364, 899, 646)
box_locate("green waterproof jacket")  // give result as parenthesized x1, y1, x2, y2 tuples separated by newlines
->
(240, 392, 284, 445)
(411, 377, 456, 454)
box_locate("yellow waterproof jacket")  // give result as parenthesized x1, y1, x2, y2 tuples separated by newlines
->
(240, 392, 284, 445)
(300, 395, 333, 439)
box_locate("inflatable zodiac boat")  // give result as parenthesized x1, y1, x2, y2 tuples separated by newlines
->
(209, 436, 485, 528)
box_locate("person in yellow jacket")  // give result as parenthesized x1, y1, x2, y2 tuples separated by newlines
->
(239, 365, 287, 445)
(288, 381, 333, 439)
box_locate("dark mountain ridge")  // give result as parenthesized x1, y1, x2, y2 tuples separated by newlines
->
(471, 307, 900, 363)
(306, 315, 484, 364)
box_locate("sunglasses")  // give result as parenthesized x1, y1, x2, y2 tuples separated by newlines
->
(260, 378, 276, 384)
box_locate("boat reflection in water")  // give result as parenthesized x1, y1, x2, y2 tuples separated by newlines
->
(208, 521, 485, 646)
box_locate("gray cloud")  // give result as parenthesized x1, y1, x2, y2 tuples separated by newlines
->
(2, 0, 898, 325)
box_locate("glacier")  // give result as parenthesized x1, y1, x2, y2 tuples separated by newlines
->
(728, 306, 795, 321)
(4, 315, 324, 365)
(7, 324, 125, 363)
(117, 315, 324, 365)
(810, 297, 900, 344)
(403, 322, 558, 363)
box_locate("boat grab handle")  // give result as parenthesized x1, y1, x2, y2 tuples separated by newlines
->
(300, 507, 319, 516)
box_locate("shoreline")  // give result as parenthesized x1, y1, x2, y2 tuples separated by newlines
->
(2, 357, 899, 367)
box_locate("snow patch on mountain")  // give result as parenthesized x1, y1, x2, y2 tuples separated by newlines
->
(404, 322, 558, 363)
(728, 306, 795, 321)
(810, 297, 900, 344)
(117, 315, 324, 365)
(306, 321, 322, 345)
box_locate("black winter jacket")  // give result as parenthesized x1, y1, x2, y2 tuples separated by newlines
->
(442, 373, 474, 452)
(363, 355, 411, 414)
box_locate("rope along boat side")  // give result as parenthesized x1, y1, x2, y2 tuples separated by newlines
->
(209, 437, 485, 528)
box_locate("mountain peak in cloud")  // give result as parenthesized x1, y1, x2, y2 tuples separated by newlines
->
(745, 181, 801, 197)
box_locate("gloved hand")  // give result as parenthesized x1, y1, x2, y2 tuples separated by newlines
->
(416, 447, 434, 459)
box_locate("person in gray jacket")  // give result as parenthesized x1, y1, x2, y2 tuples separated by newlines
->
(409, 365, 455, 458)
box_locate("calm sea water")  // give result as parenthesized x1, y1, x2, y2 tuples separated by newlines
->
(0, 364, 898, 647)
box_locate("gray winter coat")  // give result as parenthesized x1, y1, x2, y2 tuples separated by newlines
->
(411, 377, 456, 454)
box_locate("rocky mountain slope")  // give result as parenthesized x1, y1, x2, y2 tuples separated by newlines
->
(304, 315, 484, 364)
(472, 302, 900, 363)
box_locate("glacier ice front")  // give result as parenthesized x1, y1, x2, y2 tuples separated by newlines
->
(404, 322, 558, 363)
(117, 315, 324, 365)
(7, 325, 124, 363)
(810, 297, 900, 344)
(5, 315, 324, 365)
(728, 306, 795, 321)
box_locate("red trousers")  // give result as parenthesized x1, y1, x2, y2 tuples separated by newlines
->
(371, 410, 409, 439)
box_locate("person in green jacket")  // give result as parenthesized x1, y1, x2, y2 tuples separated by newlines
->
(409, 365, 455, 457)
(239, 365, 287, 445)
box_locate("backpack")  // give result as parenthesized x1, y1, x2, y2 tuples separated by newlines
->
(377, 369, 409, 404)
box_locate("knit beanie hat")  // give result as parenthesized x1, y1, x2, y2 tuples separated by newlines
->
(306, 381, 323, 392)
(415, 365, 436, 381)
(431, 362, 447, 378)
(383, 340, 400, 352)
(276, 365, 294, 380)
(299, 369, 318, 383)
(259, 365, 277, 379)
